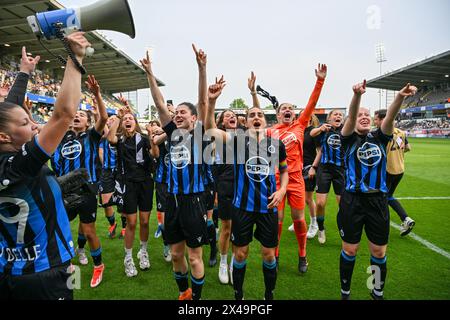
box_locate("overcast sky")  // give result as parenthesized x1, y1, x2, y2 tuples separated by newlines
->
(61, 0, 450, 116)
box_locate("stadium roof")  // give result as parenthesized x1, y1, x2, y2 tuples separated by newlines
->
(0, 0, 164, 93)
(367, 50, 450, 91)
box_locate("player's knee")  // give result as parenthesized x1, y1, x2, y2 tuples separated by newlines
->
(188, 254, 202, 269)
(171, 250, 184, 263)
(234, 250, 248, 262)
(127, 220, 137, 231)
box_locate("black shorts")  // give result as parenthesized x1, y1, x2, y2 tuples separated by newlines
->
(99, 168, 116, 195)
(231, 208, 278, 248)
(156, 182, 169, 213)
(304, 177, 317, 192)
(203, 184, 215, 211)
(337, 191, 390, 246)
(386, 173, 404, 198)
(0, 262, 73, 300)
(217, 181, 234, 220)
(316, 163, 345, 195)
(164, 193, 208, 248)
(122, 179, 154, 214)
(67, 184, 98, 224)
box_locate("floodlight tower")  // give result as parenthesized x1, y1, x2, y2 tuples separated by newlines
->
(375, 43, 387, 110)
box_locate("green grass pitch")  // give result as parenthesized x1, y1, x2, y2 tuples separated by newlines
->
(72, 138, 450, 300)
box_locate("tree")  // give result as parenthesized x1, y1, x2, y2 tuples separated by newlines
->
(230, 98, 248, 110)
(143, 105, 150, 120)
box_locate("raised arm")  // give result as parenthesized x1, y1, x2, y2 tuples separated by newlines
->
(205, 76, 228, 141)
(106, 115, 120, 145)
(5, 46, 39, 107)
(298, 64, 327, 124)
(382, 83, 417, 136)
(145, 124, 160, 159)
(85, 75, 108, 134)
(193, 44, 208, 122)
(341, 80, 366, 137)
(140, 52, 171, 127)
(248, 71, 260, 108)
(37, 32, 90, 155)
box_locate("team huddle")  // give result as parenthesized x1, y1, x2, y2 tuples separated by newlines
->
(0, 32, 416, 301)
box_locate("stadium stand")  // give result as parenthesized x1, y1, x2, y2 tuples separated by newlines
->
(367, 50, 450, 138)
(0, 0, 164, 121)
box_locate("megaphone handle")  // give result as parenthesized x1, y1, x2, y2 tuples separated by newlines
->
(54, 25, 87, 75)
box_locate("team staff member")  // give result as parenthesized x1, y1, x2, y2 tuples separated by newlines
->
(0, 33, 89, 299)
(205, 77, 289, 300)
(310, 109, 345, 244)
(51, 74, 108, 288)
(373, 109, 415, 236)
(107, 107, 158, 277)
(270, 64, 327, 273)
(142, 44, 210, 300)
(338, 80, 417, 300)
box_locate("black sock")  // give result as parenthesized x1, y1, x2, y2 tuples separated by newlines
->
(190, 273, 205, 300)
(106, 213, 116, 226)
(77, 233, 87, 249)
(207, 221, 217, 254)
(340, 250, 356, 296)
(262, 259, 277, 300)
(212, 208, 219, 228)
(388, 198, 408, 221)
(317, 216, 325, 231)
(90, 247, 102, 266)
(370, 255, 387, 297)
(174, 272, 189, 293)
(232, 259, 247, 300)
(121, 216, 127, 229)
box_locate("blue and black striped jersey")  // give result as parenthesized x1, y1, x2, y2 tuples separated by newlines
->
(51, 128, 102, 183)
(0, 137, 74, 276)
(99, 138, 117, 170)
(155, 141, 170, 184)
(341, 128, 392, 193)
(163, 122, 209, 195)
(233, 134, 288, 214)
(319, 126, 345, 167)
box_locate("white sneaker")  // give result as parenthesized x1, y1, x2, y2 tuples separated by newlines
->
(218, 263, 229, 284)
(124, 257, 138, 277)
(77, 248, 88, 265)
(137, 250, 150, 270)
(163, 245, 172, 262)
(307, 223, 319, 239)
(318, 230, 326, 244)
(288, 224, 294, 232)
(400, 217, 415, 236)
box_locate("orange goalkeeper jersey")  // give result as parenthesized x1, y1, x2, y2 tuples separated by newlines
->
(270, 78, 324, 175)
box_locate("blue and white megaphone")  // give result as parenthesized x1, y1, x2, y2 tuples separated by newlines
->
(27, 0, 136, 40)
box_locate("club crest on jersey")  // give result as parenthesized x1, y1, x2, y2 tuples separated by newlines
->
(170, 145, 190, 169)
(327, 134, 341, 150)
(245, 156, 270, 182)
(357, 142, 382, 167)
(61, 140, 82, 160)
(280, 132, 297, 151)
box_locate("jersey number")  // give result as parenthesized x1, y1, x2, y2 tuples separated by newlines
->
(0, 197, 30, 244)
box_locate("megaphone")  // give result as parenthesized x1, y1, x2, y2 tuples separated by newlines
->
(27, 0, 136, 40)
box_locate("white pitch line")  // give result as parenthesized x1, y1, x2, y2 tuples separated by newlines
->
(390, 222, 450, 260)
(396, 197, 450, 200)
